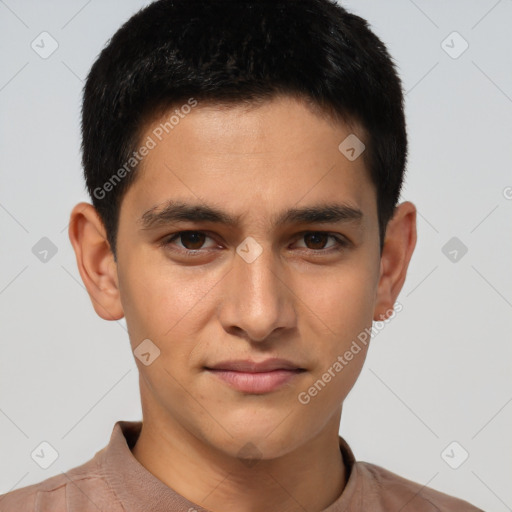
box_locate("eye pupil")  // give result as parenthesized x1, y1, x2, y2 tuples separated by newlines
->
(304, 233, 328, 250)
(181, 232, 205, 250)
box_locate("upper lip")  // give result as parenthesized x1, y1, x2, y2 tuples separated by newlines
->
(206, 358, 304, 373)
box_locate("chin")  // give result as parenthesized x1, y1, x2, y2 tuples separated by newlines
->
(202, 413, 309, 461)
(217, 432, 299, 462)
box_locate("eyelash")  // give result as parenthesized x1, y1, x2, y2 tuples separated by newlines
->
(159, 231, 349, 255)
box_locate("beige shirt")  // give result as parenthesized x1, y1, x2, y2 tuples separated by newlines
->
(0, 420, 483, 511)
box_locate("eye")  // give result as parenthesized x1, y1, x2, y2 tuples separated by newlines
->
(159, 230, 349, 255)
(293, 232, 348, 252)
(161, 231, 218, 252)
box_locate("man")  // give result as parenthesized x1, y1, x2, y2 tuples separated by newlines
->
(0, 0, 483, 510)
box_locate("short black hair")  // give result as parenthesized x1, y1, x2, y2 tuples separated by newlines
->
(81, 0, 407, 259)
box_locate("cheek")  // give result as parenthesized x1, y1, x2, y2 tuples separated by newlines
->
(294, 270, 374, 418)
(117, 256, 222, 350)
(297, 261, 377, 340)
(293, 259, 377, 404)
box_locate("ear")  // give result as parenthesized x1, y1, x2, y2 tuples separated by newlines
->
(68, 202, 124, 321)
(373, 201, 417, 321)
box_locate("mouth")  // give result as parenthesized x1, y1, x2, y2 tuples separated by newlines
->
(204, 358, 306, 394)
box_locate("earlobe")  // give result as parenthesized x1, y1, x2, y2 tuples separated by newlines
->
(68, 202, 124, 321)
(373, 201, 417, 321)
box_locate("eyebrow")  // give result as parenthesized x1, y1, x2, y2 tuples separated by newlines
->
(139, 200, 363, 231)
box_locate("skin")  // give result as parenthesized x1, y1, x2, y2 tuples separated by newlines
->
(68, 95, 416, 512)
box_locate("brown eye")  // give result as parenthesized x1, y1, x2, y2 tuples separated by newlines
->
(303, 232, 330, 250)
(178, 232, 206, 250)
(295, 232, 347, 252)
(162, 231, 216, 252)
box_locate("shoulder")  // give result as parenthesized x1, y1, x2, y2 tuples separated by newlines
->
(0, 471, 67, 512)
(354, 461, 484, 511)
(0, 450, 122, 512)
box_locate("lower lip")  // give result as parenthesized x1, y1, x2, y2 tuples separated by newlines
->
(206, 369, 304, 393)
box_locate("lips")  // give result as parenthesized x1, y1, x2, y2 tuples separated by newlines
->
(206, 358, 304, 373)
(205, 358, 306, 393)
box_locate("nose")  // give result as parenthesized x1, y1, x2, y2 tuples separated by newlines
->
(217, 242, 297, 343)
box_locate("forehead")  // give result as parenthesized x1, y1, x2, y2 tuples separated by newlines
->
(121, 95, 376, 230)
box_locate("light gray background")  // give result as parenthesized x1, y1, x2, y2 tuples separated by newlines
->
(0, 1, 511, 510)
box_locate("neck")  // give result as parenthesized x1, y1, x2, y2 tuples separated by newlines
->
(131, 411, 347, 512)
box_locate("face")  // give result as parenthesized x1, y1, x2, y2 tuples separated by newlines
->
(96, 95, 397, 459)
